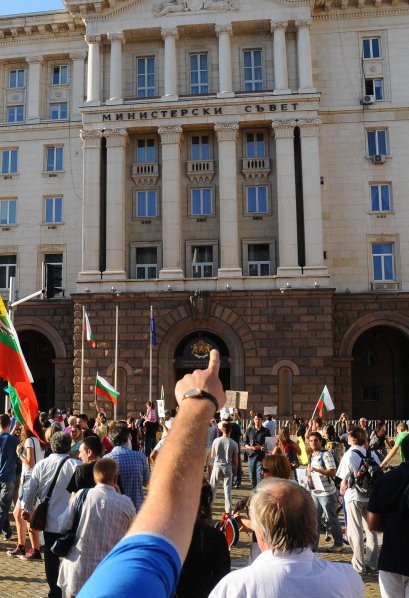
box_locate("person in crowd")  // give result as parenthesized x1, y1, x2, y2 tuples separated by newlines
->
(295, 417, 307, 440)
(0, 413, 19, 540)
(262, 414, 276, 437)
(40, 412, 51, 430)
(145, 401, 157, 423)
(76, 414, 90, 432)
(359, 417, 372, 441)
(44, 424, 62, 458)
(272, 426, 301, 476)
(244, 413, 271, 488)
(174, 479, 230, 598)
(143, 414, 160, 460)
(379, 421, 409, 469)
(104, 424, 150, 511)
(322, 424, 342, 467)
(22, 432, 80, 598)
(93, 413, 108, 442)
(209, 478, 363, 597)
(210, 421, 238, 514)
(339, 423, 354, 453)
(367, 435, 409, 598)
(336, 426, 379, 574)
(66, 435, 103, 494)
(160, 410, 174, 439)
(370, 421, 392, 458)
(224, 416, 242, 489)
(335, 412, 350, 437)
(69, 424, 83, 459)
(205, 419, 218, 479)
(64, 416, 77, 435)
(7, 420, 45, 560)
(233, 408, 242, 427)
(305, 416, 324, 440)
(48, 408, 63, 430)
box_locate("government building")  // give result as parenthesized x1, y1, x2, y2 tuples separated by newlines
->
(1, 0, 408, 419)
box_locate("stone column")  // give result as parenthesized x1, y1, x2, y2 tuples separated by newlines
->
(79, 129, 102, 280)
(158, 126, 184, 279)
(296, 21, 315, 93)
(298, 118, 327, 277)
(272, 120, 302, 278)
(85, 34, 101, 105)
(26, 56, 42, 122)
(161, 28, 179, 101)
(107, 32, 124, 104)
(271, 22, 290, 95)
(214, 122, 242, 277)
(70, 51, 87, 118)
(215, 25, 234, 98)
(104, 128, 128, 279)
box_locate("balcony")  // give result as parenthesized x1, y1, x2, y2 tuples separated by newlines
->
(132, 162, 159, 185)
(187, 160, 215, 183)
(242, 157, 271, 181)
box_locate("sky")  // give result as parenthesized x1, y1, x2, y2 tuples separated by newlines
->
(0, 1, 65, 16)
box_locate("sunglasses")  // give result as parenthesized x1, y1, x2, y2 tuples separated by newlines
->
(262, 467, 269, 473)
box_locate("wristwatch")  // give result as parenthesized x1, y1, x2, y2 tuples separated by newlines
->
(182, 388, 219, 412)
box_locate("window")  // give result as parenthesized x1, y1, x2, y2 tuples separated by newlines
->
(136, 247, 157, 279)
(44, 254, 63, 296)
(136, 191, 157, 217)
(44, 197, 63, 223)
(46, 146, 64, 172)
(370, 184, 391, 212)
(0, 255, 16, 288)
(246, 186, 268, 213)
(372, 243, 394, 281)
(0, 199, 16, 225)
(9, 69, 25, 88)
(1, 149, 18, 174)
(191, 188, 212, 216)
(190, 53, 208, 94)
(52, 65, 68, 85)
(136, 139, 155, 163)
(50, 103, 68, 120)
(248, 244, 270, 276)
(363, 37, 382, 59)
(367, 129, 387, 156)
(246, 132, 265, 158)
(7, 106, 24, 123)
(191, 135, 210, 160)
(243, 50, 263, 91)
(365, 78, 384, 100)
(192, 245, 213, 278)
(137, 57, 155, 98)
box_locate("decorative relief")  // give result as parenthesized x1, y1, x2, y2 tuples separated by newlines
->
(107, 32, 125, 43)
(215, 24, 233, 36)
(271, 120, 297, 138)
(297, 117, 322, 127)
(104, 128, 128, 147)
(270, 21, 288, 31)
(80, 129, 103, 148)
(161, 28, 179, 40)
(295, 19, 312, 28)
(158, 125, 184, 144)
(214, 122, 239, 141)
(154, 0, 236, 16)
(85, 34, 101, 44)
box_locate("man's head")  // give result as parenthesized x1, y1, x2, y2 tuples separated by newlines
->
(219, 421, 232, 435)
(0, 413, 11, 432)
(48, 407, 58, 420)
(309, 431, 323, 451)
(249, 478, 317, 552)
(109, 424, 129, 446)
(254, 413, 263, 429)
(93, 458, 118, 486)
(77, 414, 90, 430)
(359, 417, 367, 428)
(79, 435, 103, 463)
(397, 421, 408, 433)
(50, 431, 71, 454)
(348, 426, 367, 446)
(265, 414, 272, 421)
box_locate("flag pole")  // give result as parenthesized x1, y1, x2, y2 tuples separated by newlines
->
(149, 305, 153, 404)
(4, 277, 15, 413)
(80, 306, 85, 414)
(114, 304, 119, 421)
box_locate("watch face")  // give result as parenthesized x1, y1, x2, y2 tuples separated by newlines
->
(184, 389, 201, 399)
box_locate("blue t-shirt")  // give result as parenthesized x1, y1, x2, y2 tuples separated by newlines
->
(78, 533, 181, 598)
(0, 433, 19, 482)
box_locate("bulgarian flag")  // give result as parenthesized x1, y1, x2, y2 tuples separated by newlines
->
(95, 373, 119, 405)
(0, 297, 40, 438)
(84, 310, 96, 348)
(316, 385, 335, 417)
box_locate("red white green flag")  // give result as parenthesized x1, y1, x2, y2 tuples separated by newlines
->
(84, 310, 96, 348)
(0, 297, 40, 438)
(316, 385, 335, 417)
(95, 373, 119, 405)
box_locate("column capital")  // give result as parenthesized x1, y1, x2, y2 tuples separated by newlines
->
(271, 120, 296, 138)
(270, 21, 288, 32)
(161, 28, 179, 41)
(214, 122, 239, 141)
(26, 55, 43, 64)
(215, 24, 233, 37)
(158, 125, 183, 144)
(85, 34, 101, 44)
(70, 50, 88, 61)
(104, 128, 128, 147)
(80, 128, 103, 148)
(107, 32, 125, 43)
(297, 117, 322, 136)
(295, 20, 312, 30)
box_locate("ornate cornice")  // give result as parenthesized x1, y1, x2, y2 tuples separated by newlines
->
(312, 6, 409, 19)
(85, 33, 101, 43)
(26, 55, 43, 64)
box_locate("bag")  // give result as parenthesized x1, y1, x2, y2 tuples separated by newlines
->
(30, 456, 69, 532)
(51, 488, 90, 557)
(350, 448, 383, 498)
(369, 434, 381, 450)
(215, 512, 240, 550)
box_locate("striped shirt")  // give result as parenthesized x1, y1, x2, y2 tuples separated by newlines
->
(310, 450, 336, 496)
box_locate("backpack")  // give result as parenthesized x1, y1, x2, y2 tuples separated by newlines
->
(350, 448, 383, 498)
(324, 440, 341, 468)
(215, 512, 240, 550)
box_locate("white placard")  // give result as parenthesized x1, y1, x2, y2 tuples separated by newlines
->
(296, 468, 308, 485)
(264, 406, 277, 415)
(224, 390, 248, 410)
(311, 471, 325, 492)
(157, 399, 165, 418)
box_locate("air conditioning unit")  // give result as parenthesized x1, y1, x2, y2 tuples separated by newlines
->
(363, 95, 376, 105)
(372, 154, 386, 164)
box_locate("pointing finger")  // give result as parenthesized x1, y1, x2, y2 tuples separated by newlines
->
(207, 349, 220, 375)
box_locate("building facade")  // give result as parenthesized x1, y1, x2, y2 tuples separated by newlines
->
(1, 0, 409, 418)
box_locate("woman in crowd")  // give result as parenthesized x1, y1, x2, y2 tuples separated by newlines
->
(70, 424, 83, 459)
(322, 424, 342, 467)
(272, 426, 301, 477)
(370, 421, 392, 458)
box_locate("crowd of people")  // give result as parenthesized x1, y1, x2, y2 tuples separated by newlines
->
(0, 357, 408, 597)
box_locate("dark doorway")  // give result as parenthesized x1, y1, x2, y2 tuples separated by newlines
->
(174, 332, 230, 390)
(351, 326, 409, 419)
(19, 330, 56, 413)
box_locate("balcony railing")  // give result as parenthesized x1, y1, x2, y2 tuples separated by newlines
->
(132, 162, 159, 184)
(187, 159, 215, 183)
(242, 157, 271, 180)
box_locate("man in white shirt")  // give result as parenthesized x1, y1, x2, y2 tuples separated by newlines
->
(262, 414, 276, 437)
(209, 478, 363, 598)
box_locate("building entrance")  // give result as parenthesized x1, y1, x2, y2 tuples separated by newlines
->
(174, 332, 230, 390)
(19, 330, 56, 412)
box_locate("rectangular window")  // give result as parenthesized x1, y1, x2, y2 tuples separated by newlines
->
(365, 78, 384, 100)
(137, 57, 155, 98)
(46, 146, 64, 172)
(52, 65, 68, 85)
(136, 191, 157, 217)
(191, 188, 212, 216)
(372, 243, 394, 281)
(136, 139, 155, 163)
(0, 255, 16, 288)
(50, 103, 68, 120)
(7, 106, 24, 123)
(243, 50, 263, 91)
(0, 200, 16, 225)
(246, 186, 268, 213)
(363, 37, 382, 59)
(45, 197, 63, 223)
(246, 132, 265, 158)
(191, 135, 210, 160)
(370, 184, 391, 212)
(1, 149, 18, 174)
(44, 253, 63, 295)
(190, 53, 208, 94)
(192, 245, 213, 278)
(248, 244, 270, 276)
(367, 129, 387, 156)
(136, 247, 157, 279)
(9, 69, 25, 88)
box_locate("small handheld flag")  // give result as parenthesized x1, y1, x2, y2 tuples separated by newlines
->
(316, 385, 335, 417)
(95, 374, 119, 405)
(84, 310, 96, 348)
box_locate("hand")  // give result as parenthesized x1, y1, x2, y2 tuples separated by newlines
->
(175, 349, 225, 411)
(22, 510, 31, 522)
(307, 466, 314, 474)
